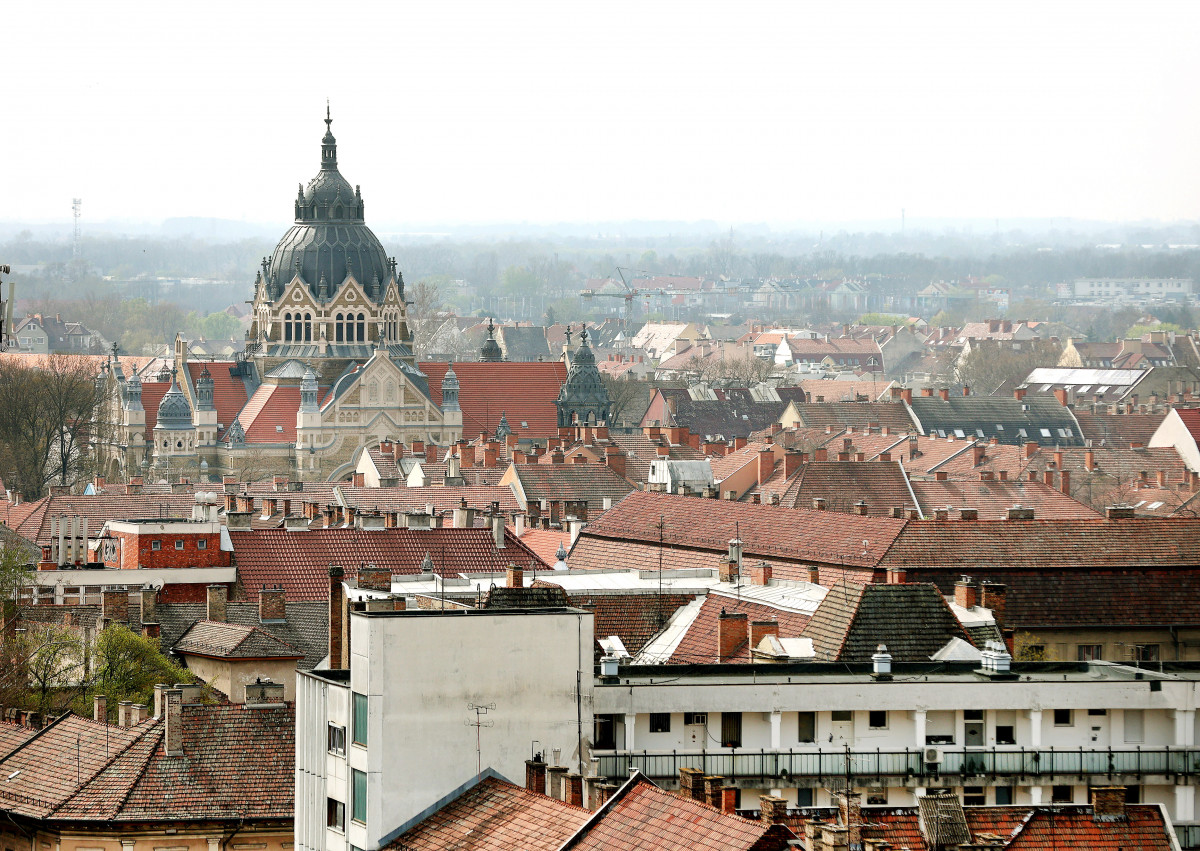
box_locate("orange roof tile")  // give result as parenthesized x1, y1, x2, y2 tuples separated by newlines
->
(421, 362, 568, 439)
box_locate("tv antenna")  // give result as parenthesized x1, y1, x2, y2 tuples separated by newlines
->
(466, 702, 496, 780)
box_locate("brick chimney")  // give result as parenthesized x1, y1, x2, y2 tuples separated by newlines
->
(757, 448, 775, 485)
(749, 619, 778, 650)
(760, 795, 789, 825)
(837, 790, 863, 848)
(853, 501, 869, 515)
(1043, 469, 1055, 487)
(812, 497, 828, 511)
(717, 610, 749, 661)
(1024, 441, 1038, 459)
(679, 767, 706, 802)
(1085, 450, 1096, 471)
(206, 584, 227, 622)
(102, 589, 129, 623)
(506, 564, 523, 588)
(1060, 470, 1071, 495)
(748, 562, 772, 585)
(525, 757, 547, 794)
(981, 581, 1006, 628)
(328, 565, 346, 670)
(960, 508, 979, 521)
(1014, 387, 1026, 401)
(140, 589, 160, 622)
(358, 565, 392, 592)
(938, 387, 949, 401)
(164, 688, 184, 756)
(256, 585, 286, 622)
(784, 450, 803, 479)
(1091, 786, 1127, 821)
(808, 565, 821, 584)
(705, 775, 725, 809)
(565, 774, 583, 807)
(94, 695, 107, 723)
(1053, 387, 1068, 407)
(954, 576, 978, 609)
(603, 446, 627, 478)
(886, 567, 906, 584)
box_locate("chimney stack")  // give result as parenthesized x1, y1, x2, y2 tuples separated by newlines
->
(717, 610, 749, 662)
(206, 584, 227, 622)
(328, 565, 346, 670)
(94, 695, 107, 723)
(954, 576, 978, 609)
(259, 585, 287, 622)
(1091, 786, 1127, 822)
(164, 688, 183, 756)
(506, 563, 524, 588)
(525, 756, 547, 794)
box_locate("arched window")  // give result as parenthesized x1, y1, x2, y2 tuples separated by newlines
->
(334, 204, 343, 219)
(284, 312, 292, 342)
(357, 312, 366, 342)
(335, 313, 344, 343)
(304, 312, 312, 342)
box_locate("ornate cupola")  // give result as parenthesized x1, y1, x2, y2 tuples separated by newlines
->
(556, 328, 613, 428)
(300, 365, 319, 412)
(152, 370, 197, 468)
(195, 365, 215, 411)
(480, 318, 503, 362)
(124, 370, 143, 411)
(441, 365, 461, 411)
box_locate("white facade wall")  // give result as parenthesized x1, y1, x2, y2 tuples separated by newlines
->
(593, 666, 1200, 823)
(297, 607, 593, 851)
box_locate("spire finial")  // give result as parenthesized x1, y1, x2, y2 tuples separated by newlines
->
(326, 98, 331, 130)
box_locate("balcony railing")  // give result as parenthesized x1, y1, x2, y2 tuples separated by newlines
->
(595, 747, 1200, 783)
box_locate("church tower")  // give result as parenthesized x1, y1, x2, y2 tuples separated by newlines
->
(555, 329, 612, 427)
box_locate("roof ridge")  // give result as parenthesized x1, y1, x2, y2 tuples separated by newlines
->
(55, 723, 164, 819)
(48, 716, 161, 818)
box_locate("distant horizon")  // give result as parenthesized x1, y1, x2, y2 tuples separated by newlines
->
(4, 1, 1199, 228)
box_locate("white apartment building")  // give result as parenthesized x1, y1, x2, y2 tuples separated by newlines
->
(591, 655, 1200, 842)
(295, 603, 594, 851)
(1062, 277, 1194, 304)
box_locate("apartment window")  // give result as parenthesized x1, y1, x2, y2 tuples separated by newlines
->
(798, 711, 816, 743)
(1051, 785, 1073, 804)
(1087, 708, 1107, 716)
(683, 712, 708, 726)
(963, 709, 984, 721)
(594, 714, 617, 750)
(996, 725, 1016, 745)
(868, 710, 888, 729)
(867, 789, 888, 805)
(649, 713, 671, 734)
(352, 692, 368, 746)
(151, 540, 161, 551)
(327, 798, 345, 831)
(831, 710, 852, 722)
(964, 785, 986, 806)
(1053, 709, 1073, 727)
(995, 786, 1015, 805)
(1077, 644, 1103, 661)
(328, 723, 346, 755)
(175, 540, 184, 550)
(197, 539, 207, 550)
(1125, 709, 1145, 743)
(721, 712, 742, 748)
(795, 787, 814, 807)
(351, 769, 367, 823)
(1133, 644, 1160, 663)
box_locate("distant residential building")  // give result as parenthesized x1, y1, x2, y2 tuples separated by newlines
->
(12, 313, 107, 354)
(1058, 277, 1194, 304)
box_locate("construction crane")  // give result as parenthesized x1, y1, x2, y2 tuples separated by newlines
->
(580, 267, 646, 340)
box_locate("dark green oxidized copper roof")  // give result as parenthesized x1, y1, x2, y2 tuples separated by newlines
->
(266, 108, 391, 301)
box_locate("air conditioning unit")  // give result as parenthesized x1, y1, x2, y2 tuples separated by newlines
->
(924, 747, 944, 764)
(684, 712, 708, 726)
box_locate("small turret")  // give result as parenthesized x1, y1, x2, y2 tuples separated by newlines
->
(195, 365, 215, 411)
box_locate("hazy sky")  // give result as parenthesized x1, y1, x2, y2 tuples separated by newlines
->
(5, 0, 1199, 229)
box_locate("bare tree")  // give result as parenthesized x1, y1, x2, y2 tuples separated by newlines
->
(406, 277, 448, 359)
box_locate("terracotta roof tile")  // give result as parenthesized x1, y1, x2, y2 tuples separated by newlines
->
(567, 777, 794, 850)
(910, 479, 1100, 520)
(173, 619, 303, 660)
(388, 775, 590, 851)
(510, 464, 635, 516)
(787, 461, 916, 515)
(669, 594, 810, 664)
(229, 527, 546, 601)
(186, 362, 248, 439)
(421, 361, 568, 439)
(240, 384, 300, 443)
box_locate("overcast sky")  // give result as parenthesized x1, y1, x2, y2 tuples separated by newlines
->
(5, 0, 1199, 230)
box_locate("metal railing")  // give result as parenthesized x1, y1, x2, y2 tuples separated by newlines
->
(595, 747, 1200, 782)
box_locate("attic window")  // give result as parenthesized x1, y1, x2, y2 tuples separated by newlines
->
(954, 429, 966, 438)
(276, 425, 284, 432)
(1017, 429, 1028, 438)
(1040, 384, 1053, 392)
(1076, 385, 1090, 393)
(996, 424, 1004, 430)
(1147, 501, 1164, 510)
(976, 429, 984, 437)
(1040, 429, 1052, 438)
(521, 421, 528, 428)
(1096, 386, 1110, 394)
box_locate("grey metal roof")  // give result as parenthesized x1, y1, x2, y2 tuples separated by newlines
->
(907, 395, 1084, 446)
(1024, 367, 1144, 387)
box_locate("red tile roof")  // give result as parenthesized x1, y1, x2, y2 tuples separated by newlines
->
(140, 380, 170, 432)
(240, 384, 300, 443)
(421, 362, 568, 439)
(509, 464, 635, 516)
(668, 594, 810, 664)
(228, 526, 546, 600)
(786, 461, 917, 515)
(577, 491, 905, 572)
(520, 528, 569, 565)
(387, 775, 589, 851)
(0, 721, 38, 759)
(55, 703, 295, 822)
(186, 361, 248, 438)
(829, 804, 1175, 850)
(1073, 411, 1165, 445)
(10, 493, 198, 545)
(566, 776, 794, 850)
(910, 479, 1100, 520)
